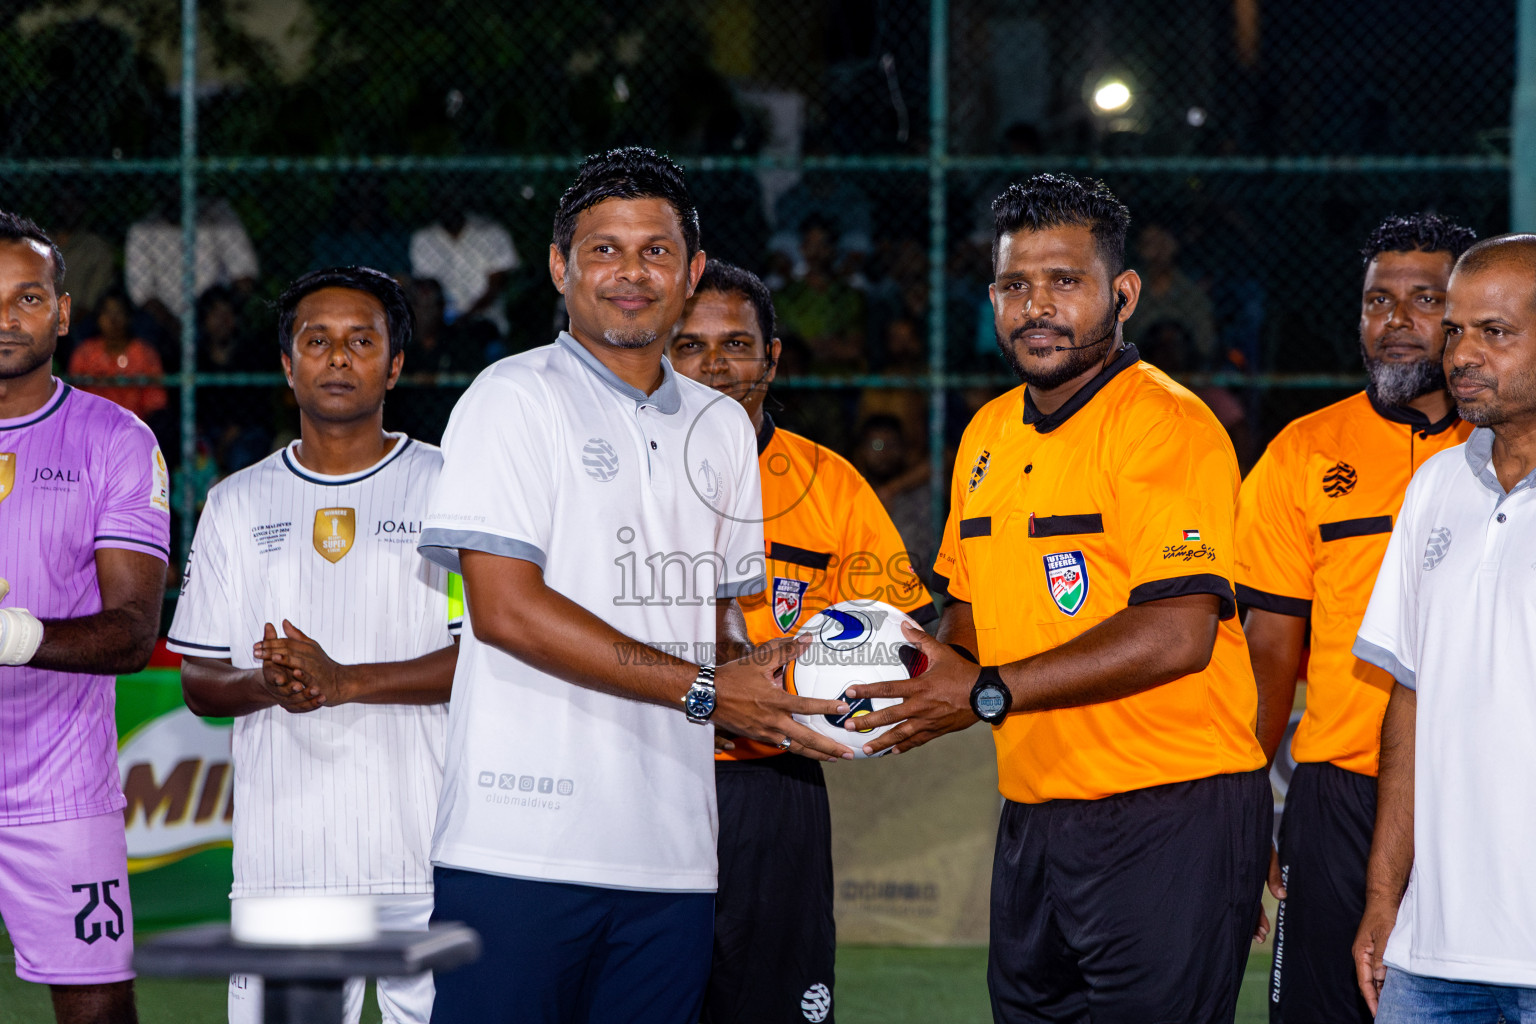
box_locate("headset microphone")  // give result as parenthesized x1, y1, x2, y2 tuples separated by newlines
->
(1051, 290, 1128, 353)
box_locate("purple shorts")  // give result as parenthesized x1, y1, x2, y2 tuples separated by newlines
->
(0, 811, 135, 985)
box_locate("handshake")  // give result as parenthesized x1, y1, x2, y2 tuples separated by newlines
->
(0, 578, 43, 666)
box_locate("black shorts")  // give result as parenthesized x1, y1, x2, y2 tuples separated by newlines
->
(1269, 761, 1376, 1024)
(702, 755, 836, 1024)
(989, 769, 1272, 1024)
(429, 867, 712, 1024)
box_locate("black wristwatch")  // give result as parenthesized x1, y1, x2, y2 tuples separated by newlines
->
(969, 666, 1012, 725)
(683, 664, 717, 724)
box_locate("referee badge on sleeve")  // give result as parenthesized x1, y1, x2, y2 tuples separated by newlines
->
(1044, 550, 1089, 616)
(313, 507, 356, 563)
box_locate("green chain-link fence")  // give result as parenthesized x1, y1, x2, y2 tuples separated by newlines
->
(0, 0, 1518, 587)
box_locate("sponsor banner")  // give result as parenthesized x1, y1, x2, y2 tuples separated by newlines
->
(825, 723, 999, 945)
(115, 643, 234, 928)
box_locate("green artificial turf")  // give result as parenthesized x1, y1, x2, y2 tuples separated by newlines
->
(2, 930, 1273, 1024)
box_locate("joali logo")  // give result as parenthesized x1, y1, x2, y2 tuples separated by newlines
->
(313, 507, 355, 563)
(1044, 550, 1089, 616)
(1323, 461, 1357, 497)
(801, 982, 832, 1022)
(773, 576, 811, 633)
(1422, 526, 1452, 571)
(582, 437, 620, 482)
(968, 450, 991, 492)
(118, 708, 233, 872)
(810, 606, 888, 652)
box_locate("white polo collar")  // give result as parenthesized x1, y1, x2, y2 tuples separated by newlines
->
(557, 332, 682, 415)
(1463, 427, 1536, 503)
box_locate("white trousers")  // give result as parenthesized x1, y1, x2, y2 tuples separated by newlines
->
(227, 893, 435, 1024)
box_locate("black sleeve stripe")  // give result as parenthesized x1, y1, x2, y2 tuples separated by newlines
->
(959, 517, 991, 539)
(95, 534, 172, 559)
(1319, 516, 1393, 542)
(1128, 573, 1238, 621)
(167, 637, 232, 653)
(1029, 513, 1104, 538)
(767, 542, 832, 571)
(932, 571, 951, 597)
(1235, 584, 1312, 619)
(905, 601, 939, 627)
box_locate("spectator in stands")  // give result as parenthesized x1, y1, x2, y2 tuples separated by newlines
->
(857, 315, 928, 456)
(1126, 223, 1217, 368)
(51, 188, 115, 336)
(775, 217, 866, 374)
(409, 195, 519, 337)
(768, 173, 872, 283)
(406, 276, 496, 375)
(66, 291, 167, 422)
(312, 177, 411, 275)
(195, 285, 260, 373)
(194, 285, 272, 475)
(125, 197, 258, 342)
(852, 414, 935, 589)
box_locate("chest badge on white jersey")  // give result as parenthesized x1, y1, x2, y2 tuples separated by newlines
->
(582, 438, 619, 482)
(313, 507, 356, 563)
(0, 453, 13, 504)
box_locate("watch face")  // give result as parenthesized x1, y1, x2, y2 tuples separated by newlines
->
(975, 686, 1007, 720)
(686, 685, 716, 719)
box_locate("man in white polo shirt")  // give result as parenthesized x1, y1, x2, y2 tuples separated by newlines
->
(1352, 233, 1536, 1020)
(418, 147, 854, 1024)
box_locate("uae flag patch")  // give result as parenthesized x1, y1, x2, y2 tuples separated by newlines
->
(1182, 529, 1202, 541)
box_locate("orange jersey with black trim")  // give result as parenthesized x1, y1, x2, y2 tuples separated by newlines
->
(934, 345, 1265, 804)
(1235, 391, 1470, 776)
(725, 415, 935, 761)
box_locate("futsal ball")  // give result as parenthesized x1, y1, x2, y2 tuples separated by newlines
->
(785, 599, 928, 759)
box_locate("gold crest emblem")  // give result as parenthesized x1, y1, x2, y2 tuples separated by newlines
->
(313, 507, 355, 563)
(0, 453, 13, 504)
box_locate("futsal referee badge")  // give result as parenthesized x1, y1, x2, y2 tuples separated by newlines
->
(772, 576, 811, 633)
(0, 453, 14, 504)
(313, 507, 356, 563)
(1044, 550, 1089, 616)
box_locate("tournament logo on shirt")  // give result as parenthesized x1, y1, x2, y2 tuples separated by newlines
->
(1043, 550, 1089, 616)
(772, 576, 811, 633)
(313, 507, 356, 563)
(150, 448, 171, 512)
(0, 452, 13, 504)
(968, 450, 991, 492)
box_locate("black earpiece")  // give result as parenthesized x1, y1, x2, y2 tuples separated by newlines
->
(1115, 290, 1127, 316)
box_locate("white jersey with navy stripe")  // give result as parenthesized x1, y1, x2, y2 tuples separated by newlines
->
(167, 435, 459, 896)
(420, 333, 766, 892)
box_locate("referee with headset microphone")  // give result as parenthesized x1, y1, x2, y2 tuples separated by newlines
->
(843, 174, 1270, 1022)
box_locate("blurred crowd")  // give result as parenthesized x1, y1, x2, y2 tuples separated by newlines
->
(47, 171, 1258, 540)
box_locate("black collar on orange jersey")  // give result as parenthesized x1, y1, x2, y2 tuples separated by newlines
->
(756, 412, 776, 455)
(1365, 386, 1461, 437)
(1022, 343, 1140, 434)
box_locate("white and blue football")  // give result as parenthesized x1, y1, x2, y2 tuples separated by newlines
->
(785, 600, 928, 759)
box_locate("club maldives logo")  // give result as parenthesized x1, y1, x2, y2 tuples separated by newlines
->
(1044, 550, 1089, 616)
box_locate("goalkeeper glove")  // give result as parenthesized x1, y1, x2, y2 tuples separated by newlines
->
(0, 578, 44, 666)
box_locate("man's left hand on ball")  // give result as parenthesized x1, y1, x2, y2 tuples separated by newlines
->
(842, 620, 982, 756)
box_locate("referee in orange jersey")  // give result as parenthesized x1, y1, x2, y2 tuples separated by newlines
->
(1237, 213, 1475, 1023)
(668, 260, 935, 1024)
(846, 175, 1270, 1022)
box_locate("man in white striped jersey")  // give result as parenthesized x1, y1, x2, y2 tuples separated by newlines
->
(167, 266, 461, 1024)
